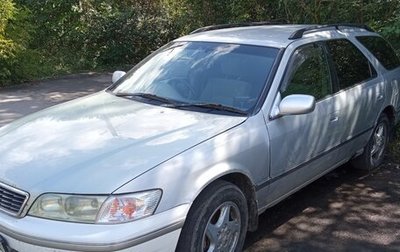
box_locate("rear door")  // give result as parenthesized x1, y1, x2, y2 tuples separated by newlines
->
(324, 39, 383, 153)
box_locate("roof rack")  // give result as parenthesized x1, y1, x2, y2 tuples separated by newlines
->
(190, 20, 289, 34)
(289, 23, 374, 40)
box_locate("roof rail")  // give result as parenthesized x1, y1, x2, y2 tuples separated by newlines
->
(289, 23, 374, 40)
(190, 20, 288, 34)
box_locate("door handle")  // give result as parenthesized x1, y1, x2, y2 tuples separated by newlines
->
(377, 94, 384, 101)
(330, 116, 339, 122)
(329, 111, 339, 123)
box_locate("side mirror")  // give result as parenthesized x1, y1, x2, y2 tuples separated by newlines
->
(112, 71, 126, 84)
(279, 94, 316, 116)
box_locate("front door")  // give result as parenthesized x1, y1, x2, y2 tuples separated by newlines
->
(265, 42, 341, 205)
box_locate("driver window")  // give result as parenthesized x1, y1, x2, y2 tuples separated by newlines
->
(281, 43, 332, 100)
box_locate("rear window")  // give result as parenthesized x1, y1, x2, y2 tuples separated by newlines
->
(357, 36, 400, 70)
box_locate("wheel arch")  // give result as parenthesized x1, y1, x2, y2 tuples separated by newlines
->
(218, 172, 259, 231)
(189, 171, 259, 232)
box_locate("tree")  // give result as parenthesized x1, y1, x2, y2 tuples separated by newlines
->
(1, 0, 400, 85)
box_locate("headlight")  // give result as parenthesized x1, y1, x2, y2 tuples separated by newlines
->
(29, 190, 162, 224)
(29, 194, 107, 223)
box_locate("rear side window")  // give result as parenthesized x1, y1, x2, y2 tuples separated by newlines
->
(357, 36, 400, 70)
(326, 39, 377, 89)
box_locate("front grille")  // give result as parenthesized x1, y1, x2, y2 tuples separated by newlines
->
(0, 182, 29, 216)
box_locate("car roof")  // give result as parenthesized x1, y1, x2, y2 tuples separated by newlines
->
(175, 24, 377, 48)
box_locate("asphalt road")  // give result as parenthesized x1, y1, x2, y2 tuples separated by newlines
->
(1, 74, 399, 251)
(0, 73, 111, 127)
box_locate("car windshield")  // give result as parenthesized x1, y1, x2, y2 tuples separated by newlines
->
(110, 41, 279, 114)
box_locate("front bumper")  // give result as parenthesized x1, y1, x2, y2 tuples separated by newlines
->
(0, 204, 189, 252)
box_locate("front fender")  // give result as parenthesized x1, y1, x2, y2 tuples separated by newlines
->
(113, 113, 270, 214)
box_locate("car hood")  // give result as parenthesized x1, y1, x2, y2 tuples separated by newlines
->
(0, 92, 246, 194)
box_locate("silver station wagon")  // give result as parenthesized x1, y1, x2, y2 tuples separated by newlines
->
(0, 23, 399, 252)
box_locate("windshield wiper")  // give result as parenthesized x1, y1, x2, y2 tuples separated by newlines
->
(115, 93, 247, 115)
(114, 92, 177, 105)
(170, 103, 248, 116)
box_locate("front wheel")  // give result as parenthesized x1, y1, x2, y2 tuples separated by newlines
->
(176, 181, 248, 252)
(352, 114, 390, 170)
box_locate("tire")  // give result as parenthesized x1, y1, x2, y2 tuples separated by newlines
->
(176, 181, 248, 252)
(352, 114, 390, 170)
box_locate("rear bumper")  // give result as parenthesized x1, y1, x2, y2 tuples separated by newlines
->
(0, 204, 189, 252)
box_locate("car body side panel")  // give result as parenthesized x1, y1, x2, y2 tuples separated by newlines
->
(255, 31, 391, 210)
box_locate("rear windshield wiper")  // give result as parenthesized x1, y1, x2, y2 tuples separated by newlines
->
(114, 92, 177, 105)
(170, 103, 248, 116)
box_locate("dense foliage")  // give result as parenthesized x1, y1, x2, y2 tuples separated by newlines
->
(1, 0, 400, 85)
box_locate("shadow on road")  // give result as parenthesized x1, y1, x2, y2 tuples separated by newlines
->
(244, 162, 400, 252)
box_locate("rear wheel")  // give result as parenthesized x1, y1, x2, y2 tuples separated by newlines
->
(176, 181, 248, 252)
(352, 114, 389, 170)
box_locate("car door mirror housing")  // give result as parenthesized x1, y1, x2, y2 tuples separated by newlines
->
(112, 71, 126, 84)
(279, 94, 316, 116)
